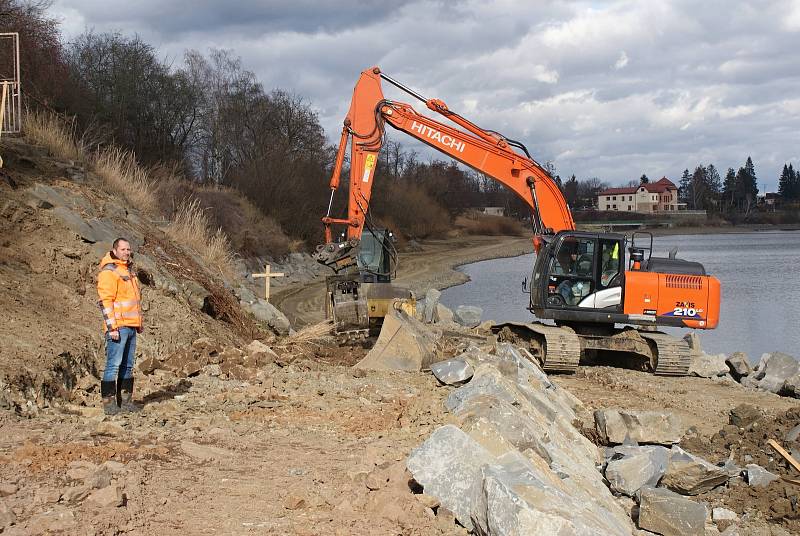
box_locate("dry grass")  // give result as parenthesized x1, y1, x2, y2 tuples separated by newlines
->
(457, 212, 527, 236)
(23, 111, 84, 162)
(167, 198, 235, 277)
(93, 148, 157, 213)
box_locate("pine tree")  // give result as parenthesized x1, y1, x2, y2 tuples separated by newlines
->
(722, 167, 737, 211)
(640, 174, 649, 184)
(690, 165, 708, 210)
(779, 164, 792, 199)
(706, 164, 721, 210)
(563, 174, 578, 206)
(678, 169, 691, 205)
(789, 163, 799, 201)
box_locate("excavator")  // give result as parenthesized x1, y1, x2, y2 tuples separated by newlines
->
(314, 66, 721, 375)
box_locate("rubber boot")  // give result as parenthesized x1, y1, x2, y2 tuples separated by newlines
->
(118, 378, 142, 413)
(101, 380, 120, 415)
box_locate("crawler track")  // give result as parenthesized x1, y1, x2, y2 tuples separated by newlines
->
(640, 331, 692, 376)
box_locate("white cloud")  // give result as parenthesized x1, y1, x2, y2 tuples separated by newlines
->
(614, 51, 629, 70)
(48, 0, 800, 190)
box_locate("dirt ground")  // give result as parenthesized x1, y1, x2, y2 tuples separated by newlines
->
(0, 347, 467, 535)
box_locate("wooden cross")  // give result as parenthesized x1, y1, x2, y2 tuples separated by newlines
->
(252, 264, 284, 301)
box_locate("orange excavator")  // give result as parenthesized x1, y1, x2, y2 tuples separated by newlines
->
(314, 66, 721, 375)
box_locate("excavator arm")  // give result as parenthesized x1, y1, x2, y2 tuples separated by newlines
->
(316, 67, 574, 271)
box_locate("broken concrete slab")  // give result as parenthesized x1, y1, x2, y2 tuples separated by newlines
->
(744, 464, 779, 487)
(406, 425, 496, 531)
(751, 352, 799, 394)
(454, 305, 482, 328)
(471, 451, 633, 536)
(637, 487, 707, 536)
(423, 288, 441, 323)
(604, 445, 669, 497)
(725, 352, 751, 380)
(689, 353, 729, 378)
(356, 306, 440, 371)
(437, 303, 454, 324)
(431, 358, 473, 385)
(595, 409, 684, 445)
(244, 299, 292, 335)
(661, 445, 729, 495)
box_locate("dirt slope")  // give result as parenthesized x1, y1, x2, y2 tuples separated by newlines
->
(0, 138, 262, 413)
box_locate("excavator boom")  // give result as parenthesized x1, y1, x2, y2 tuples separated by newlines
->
(321, 66, 574, 247)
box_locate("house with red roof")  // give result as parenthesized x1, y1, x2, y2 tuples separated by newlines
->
(596, 177, 683, 213)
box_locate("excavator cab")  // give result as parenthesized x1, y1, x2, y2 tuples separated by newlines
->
(531, 231, 625, 314)
(356, 227, 395, 283)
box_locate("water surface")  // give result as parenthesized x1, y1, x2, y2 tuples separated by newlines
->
(441, 231, 800, 360)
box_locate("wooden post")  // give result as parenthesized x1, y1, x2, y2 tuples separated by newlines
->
(252, 264, 285, 301)
(0, 81, 7, 168)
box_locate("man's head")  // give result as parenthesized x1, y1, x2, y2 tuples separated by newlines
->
(112, 238, 131, 262)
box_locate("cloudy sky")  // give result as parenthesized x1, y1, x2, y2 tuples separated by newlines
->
(50, 0, 800, 190)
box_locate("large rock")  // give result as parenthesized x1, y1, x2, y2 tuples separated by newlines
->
(356, 306, 439, 371)
(782, 374, 800, 397)
(423, 288, 441, 323)
(431, 358, 473, 385)
(604, 445, 669, 496)
(729, 403, 761, 428)
(661, 446, 729, 495)
(744, 464, 779, 487)
(750, 352, 799, 393)
(454, 305, 483, 328)
(244, 299, 292, 335)
(595, 409, 683, 445)
(406, 425, 497, 531)
(446, 361, 633, 532)
(471, 452, 632, 536)
(725, 352, 751, 380)
(437, 303, 454, 324)
(638, 487, 707, 536)
(689, 353, 729, 378)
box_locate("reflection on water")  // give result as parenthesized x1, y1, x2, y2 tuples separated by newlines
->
(440, 231, 800, 360)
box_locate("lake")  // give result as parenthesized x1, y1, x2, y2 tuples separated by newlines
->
(441, 231, 800, 361)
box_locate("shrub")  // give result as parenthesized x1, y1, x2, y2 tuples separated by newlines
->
(23, 110, 84, 162)
(457, 213, 527, 236)
(166, 198, 235, 277)
(93, 147, 156, 213)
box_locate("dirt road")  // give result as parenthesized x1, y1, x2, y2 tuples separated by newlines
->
(272, 236, 532, 327)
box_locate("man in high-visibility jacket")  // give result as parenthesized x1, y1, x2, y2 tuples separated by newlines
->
(97, 237, 143, 414)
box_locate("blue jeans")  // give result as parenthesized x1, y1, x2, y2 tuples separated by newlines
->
(103, 327, 137, 382)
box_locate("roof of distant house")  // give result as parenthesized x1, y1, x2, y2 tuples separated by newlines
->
(598, 177, 677, 196)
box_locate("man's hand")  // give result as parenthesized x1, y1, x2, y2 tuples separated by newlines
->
(109, 329, 120, 341)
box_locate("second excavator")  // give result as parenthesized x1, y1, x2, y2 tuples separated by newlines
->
(314, 66, 721, 376)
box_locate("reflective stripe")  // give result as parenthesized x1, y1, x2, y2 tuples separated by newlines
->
(114, 300, 140, 308)
(118, 311, 141, 319)
(105, 319, 115, 325)
(102, 307, 113, 315)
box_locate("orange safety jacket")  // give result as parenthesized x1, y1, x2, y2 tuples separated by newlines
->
(96, 252, 143, 332)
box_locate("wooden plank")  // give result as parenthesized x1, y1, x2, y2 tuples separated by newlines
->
(781, 476, 800, 486)
(767, 439, 800, 474)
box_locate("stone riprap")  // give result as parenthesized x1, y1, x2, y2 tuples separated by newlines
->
(604, 445, 670, 497)
(407, 341, 634, 534)
(595, 409, 684, 445)
(661, 446, 729, 495)
(430, 358, 474, 385)
(637, 487, 707, 536)
(453, 305, 483, 328)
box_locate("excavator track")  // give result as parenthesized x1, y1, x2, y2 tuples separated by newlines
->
(496, 322, 581, 373)
(639, 331, 692, 376)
